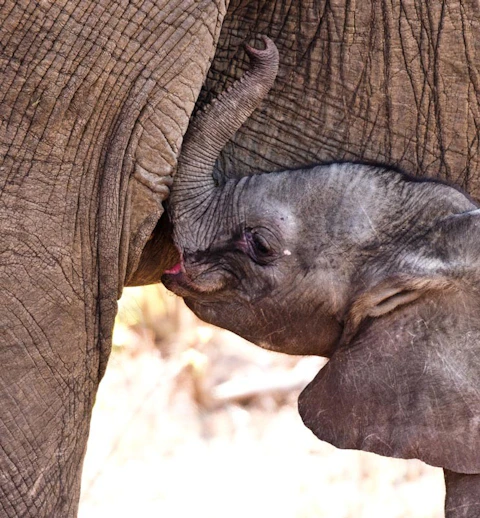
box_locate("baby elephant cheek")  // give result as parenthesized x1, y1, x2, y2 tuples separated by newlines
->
(187, 292, 342, 357)
(184, 298, 237, 329)
(225, 299, 342, 357)
(264, 313, 342, 356)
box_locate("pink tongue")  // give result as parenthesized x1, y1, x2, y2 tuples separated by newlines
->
(164, 262, 183, 275)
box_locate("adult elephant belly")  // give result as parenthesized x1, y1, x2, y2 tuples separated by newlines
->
(0, 1, 226, 516)
(206, 0, 480, 201)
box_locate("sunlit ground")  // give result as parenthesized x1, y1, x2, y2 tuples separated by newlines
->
(79, 285, 444, 518)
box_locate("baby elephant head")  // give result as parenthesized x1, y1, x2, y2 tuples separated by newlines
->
(164, 36, 480, 478)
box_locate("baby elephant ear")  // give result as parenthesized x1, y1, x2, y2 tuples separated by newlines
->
(444, 470, 480, 516)
(298, 270, 480, 474)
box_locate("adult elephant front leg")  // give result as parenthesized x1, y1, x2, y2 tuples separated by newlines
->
(0, 1, 227, 515)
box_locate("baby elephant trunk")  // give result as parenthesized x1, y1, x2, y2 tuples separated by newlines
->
(169, 36, 279, 247)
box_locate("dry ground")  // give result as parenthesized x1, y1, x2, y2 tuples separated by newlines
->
(79, 285, 444, 517)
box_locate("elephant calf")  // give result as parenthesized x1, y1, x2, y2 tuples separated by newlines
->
(163, 37, 480, 517)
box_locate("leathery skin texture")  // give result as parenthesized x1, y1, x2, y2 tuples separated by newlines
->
(5, 1, 480, 516)
(0, 1, 226, 515)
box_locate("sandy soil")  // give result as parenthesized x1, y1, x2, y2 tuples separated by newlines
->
(79, 286, 445, 518)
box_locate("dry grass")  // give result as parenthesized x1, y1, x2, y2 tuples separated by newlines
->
(79, 285, 444, 517)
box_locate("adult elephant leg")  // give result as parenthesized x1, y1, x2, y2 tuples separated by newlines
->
(444, 470, 480, 517)
(0, 1, 227, 515)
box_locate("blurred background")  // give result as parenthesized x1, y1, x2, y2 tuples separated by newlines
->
(79, 285, 444, 518)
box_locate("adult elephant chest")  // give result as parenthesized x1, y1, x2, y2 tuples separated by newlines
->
(205, 0, 480, 201)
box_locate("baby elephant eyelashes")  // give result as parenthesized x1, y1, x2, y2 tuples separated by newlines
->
(244, 228, 277, 265)
(248, 230, 271, 254)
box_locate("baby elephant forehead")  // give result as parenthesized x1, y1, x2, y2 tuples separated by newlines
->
(260, 201, 297, 225)
(245, 170, 325, 225)
(254, 203, 299, 242)
(244, 179, 298, 231)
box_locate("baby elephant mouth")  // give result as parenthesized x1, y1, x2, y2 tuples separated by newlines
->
(162, 260, 228, 298)
(162, 261, 198, 298)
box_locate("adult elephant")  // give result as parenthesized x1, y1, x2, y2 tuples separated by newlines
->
(0, 1, 225, 516)
(1, 1, 479, 517)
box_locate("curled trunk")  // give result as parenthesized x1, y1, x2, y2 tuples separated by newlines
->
(170, 36, 279, 246)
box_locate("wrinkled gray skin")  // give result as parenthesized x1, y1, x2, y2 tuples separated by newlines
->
(4, 1, 480, 516)
(165, 37, 480, 517)
(0, 1, 226, 516)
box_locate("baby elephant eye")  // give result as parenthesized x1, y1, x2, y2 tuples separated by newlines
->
(244, 229, 275, 264)
(252, 232, 271, 255)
